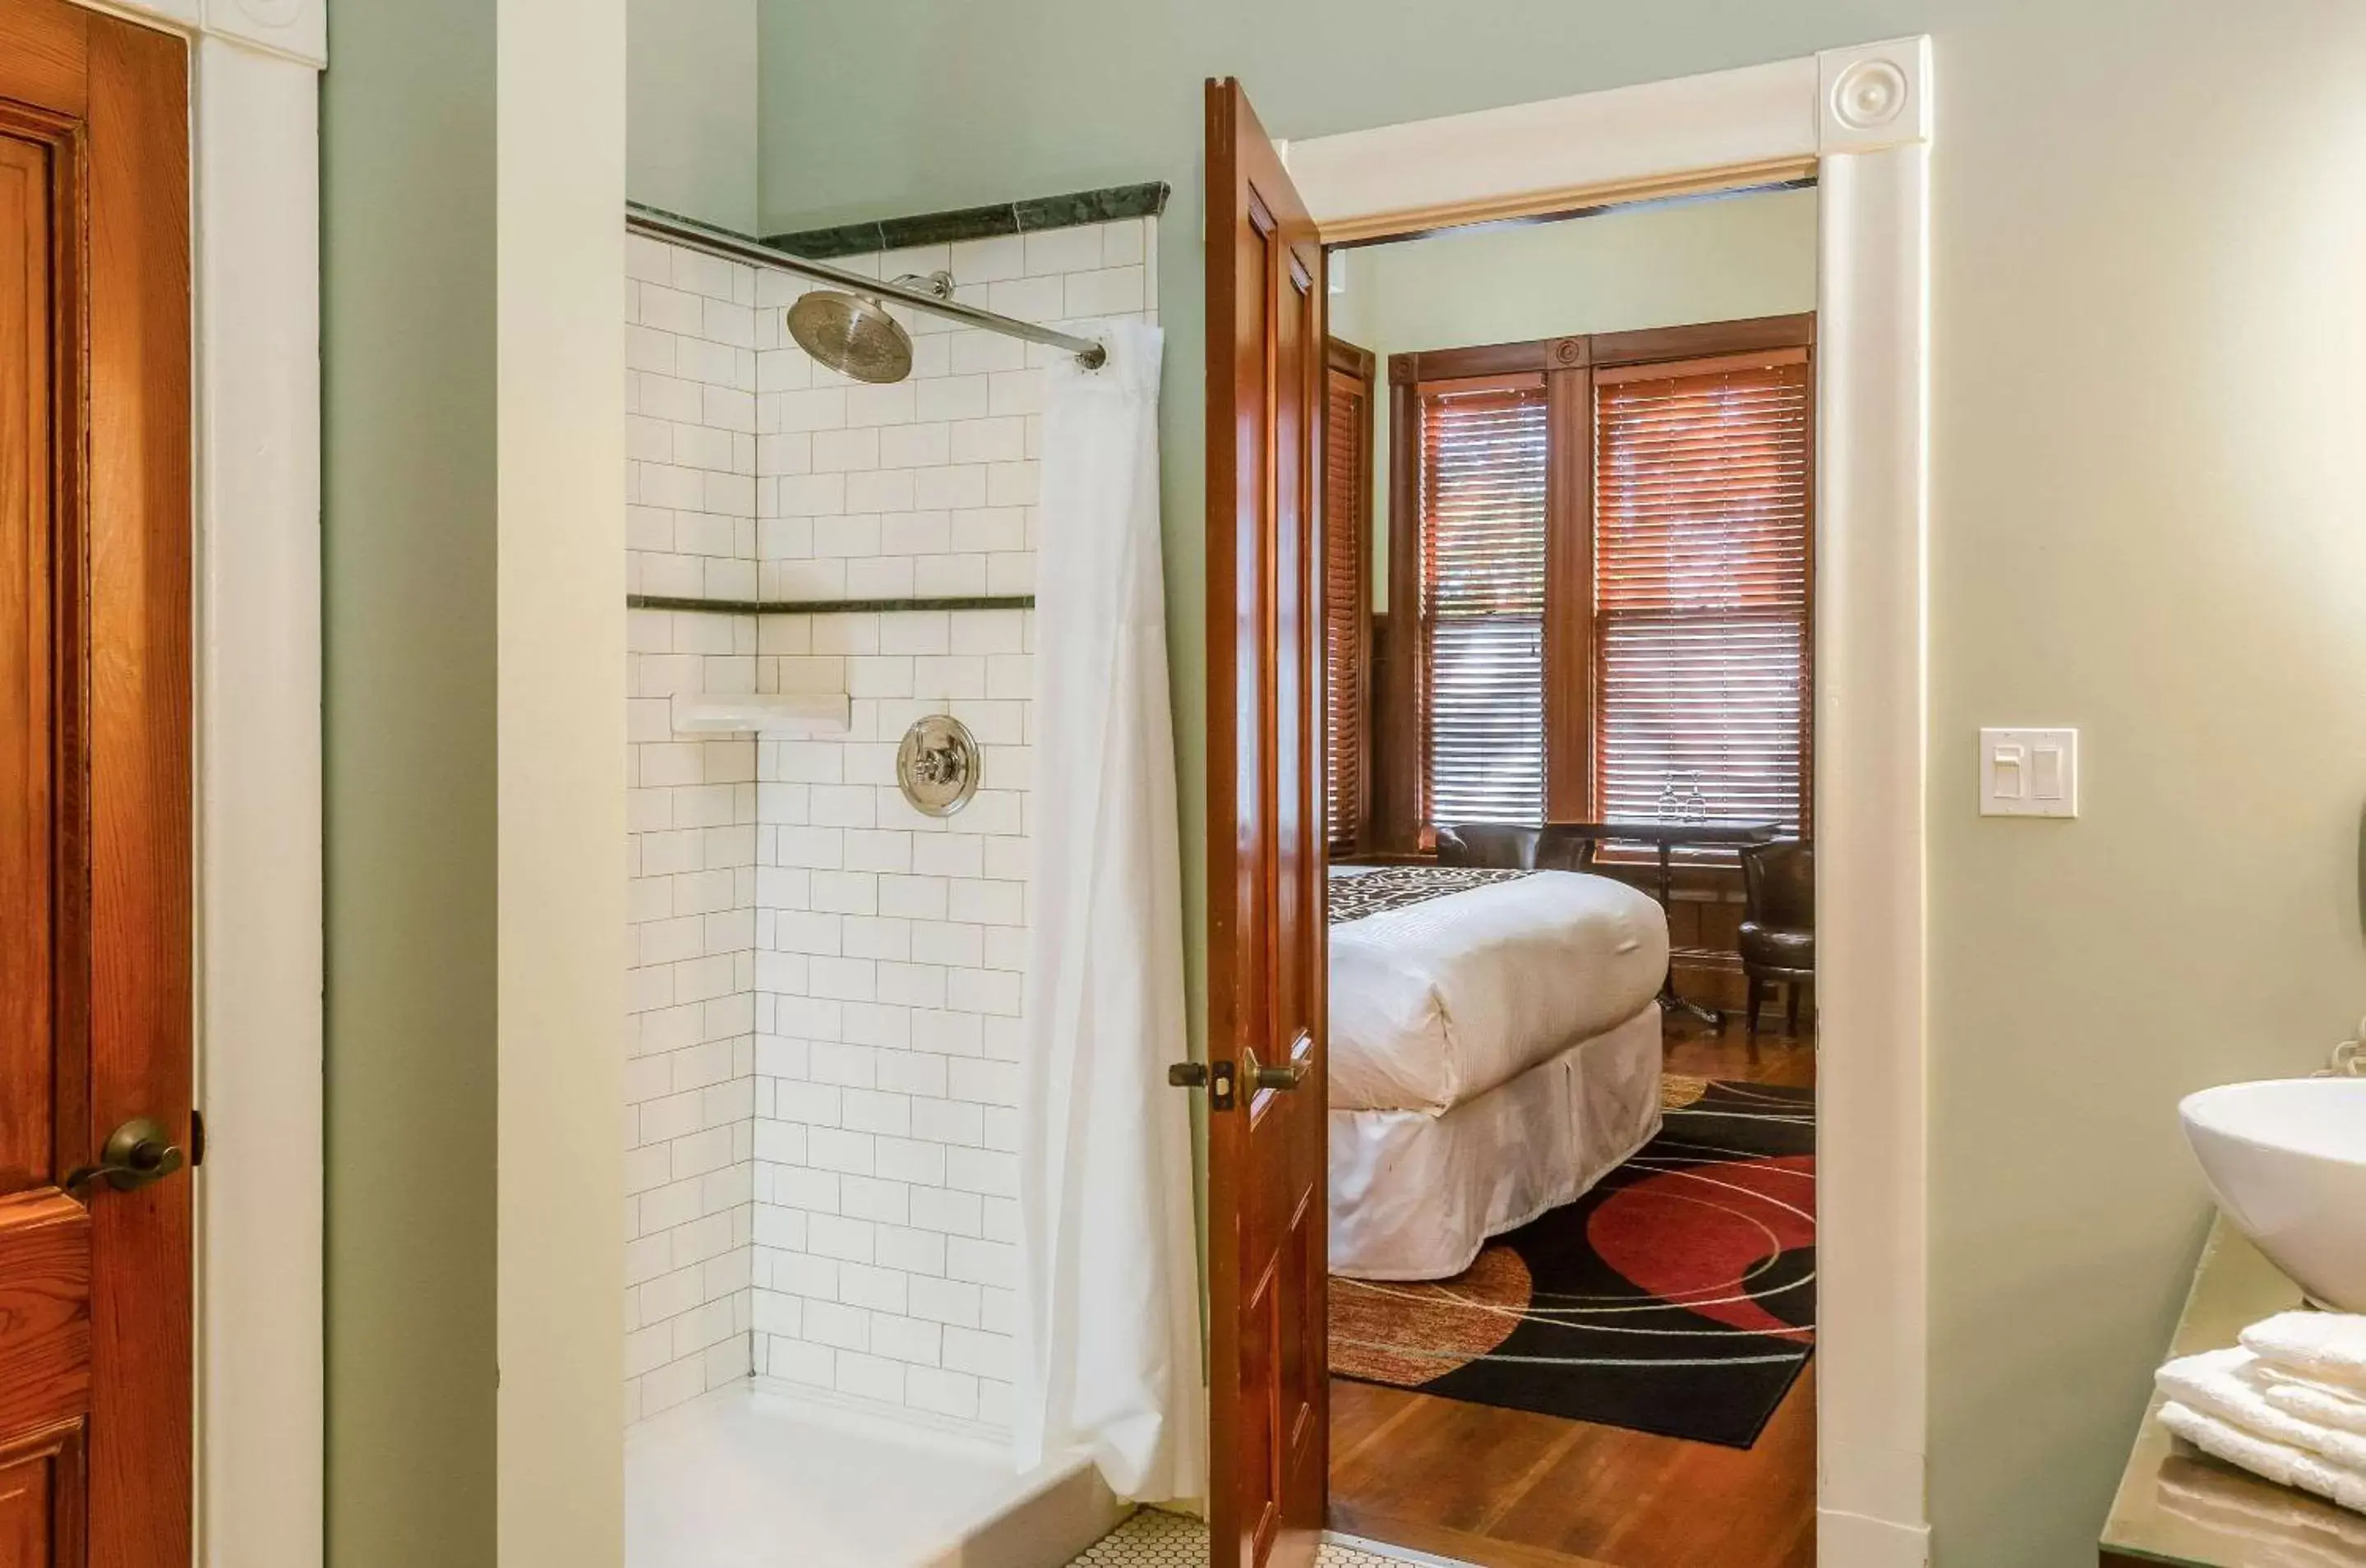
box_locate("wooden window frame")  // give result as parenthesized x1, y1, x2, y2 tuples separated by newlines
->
(1380, 311, 1815, 855)
(1321, 337, 1377, 854)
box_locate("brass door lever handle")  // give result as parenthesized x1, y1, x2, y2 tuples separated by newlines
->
(66, 1117, 187, 1197)
(1242, 1048, 1309, 1092)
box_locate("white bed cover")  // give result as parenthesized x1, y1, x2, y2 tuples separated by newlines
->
(1327, 868, 1667, 1114)
(1329, 1001, 1664, 1279)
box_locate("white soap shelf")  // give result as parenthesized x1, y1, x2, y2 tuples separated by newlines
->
(670, 691, 850, 737)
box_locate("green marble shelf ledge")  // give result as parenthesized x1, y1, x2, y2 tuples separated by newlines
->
(628, 594, 1037, 616)
(763, 181, 1170, 260)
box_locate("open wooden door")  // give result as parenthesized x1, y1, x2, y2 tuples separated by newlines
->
(0, 2, 195, 1563)
(1201, 78, 1328, 1568)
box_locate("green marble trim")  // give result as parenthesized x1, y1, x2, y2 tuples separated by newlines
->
(629, 593, 768, 616)
(630, 594, 1035, 616)
(763, 182, 1169, 260)
(627, 200, 762, 246)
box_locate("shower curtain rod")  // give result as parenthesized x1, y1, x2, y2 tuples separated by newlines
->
(627, 203, 1109, 370)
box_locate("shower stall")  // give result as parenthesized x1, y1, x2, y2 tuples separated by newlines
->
(617, 192, 1195, 1567)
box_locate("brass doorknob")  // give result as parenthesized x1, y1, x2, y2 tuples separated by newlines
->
(65, 1117, 187, 1197)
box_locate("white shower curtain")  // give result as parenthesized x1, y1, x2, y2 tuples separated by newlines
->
(1015, 320, 1206, 1505)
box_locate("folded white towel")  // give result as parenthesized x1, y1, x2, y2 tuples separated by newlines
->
(2157, 1348, 2366, 1472)
(2160, 1401, 2366, 1515)
(2244, 1312, 2366, 1396)
(2262, 1367, 2366, 1441)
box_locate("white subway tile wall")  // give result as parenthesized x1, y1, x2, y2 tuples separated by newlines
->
(624, 214, 1157, 1428)
(625, 233, 764, 1422)
(748, 214, 1157, 1429)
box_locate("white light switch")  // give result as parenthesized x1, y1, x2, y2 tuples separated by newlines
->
(1981, 727, 2078, 818)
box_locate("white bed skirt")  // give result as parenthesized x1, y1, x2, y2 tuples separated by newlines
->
(1327, 1001, 1664, 1281)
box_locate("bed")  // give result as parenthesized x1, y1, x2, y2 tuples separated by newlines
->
(1327, 864, 1670, 1280)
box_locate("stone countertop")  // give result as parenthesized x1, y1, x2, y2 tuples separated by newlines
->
(2101, 1217, 2366, 1566)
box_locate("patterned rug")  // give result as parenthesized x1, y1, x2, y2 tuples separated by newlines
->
(1330, 1076, 1815, 1449)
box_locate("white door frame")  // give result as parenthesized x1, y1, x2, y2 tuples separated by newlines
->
(1284, 39, 1933, 1567)
(67, 3, 329, 1566)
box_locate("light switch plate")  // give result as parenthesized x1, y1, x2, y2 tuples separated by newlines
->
(1981, 727, 2078, 818)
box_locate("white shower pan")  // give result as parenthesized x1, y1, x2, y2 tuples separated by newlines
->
(626, 1385, 1123, 1568)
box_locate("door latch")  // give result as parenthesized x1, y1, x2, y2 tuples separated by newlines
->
(1167, 1059, 1237, 1112)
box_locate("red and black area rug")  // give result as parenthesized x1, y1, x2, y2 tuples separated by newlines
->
(1330, 1075, 1815, 1449)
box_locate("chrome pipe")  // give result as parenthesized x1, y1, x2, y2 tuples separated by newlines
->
(627, 203, 1108, 370)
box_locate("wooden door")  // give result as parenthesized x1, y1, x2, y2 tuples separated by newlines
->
(1203, 78, 1327, 1568)
(0, 2, 193, 1564)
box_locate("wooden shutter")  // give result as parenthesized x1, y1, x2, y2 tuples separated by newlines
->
(1593, 350, 1812, 836)
(1419, 376, 1549, 828)
(1322, 343, 1374, 854)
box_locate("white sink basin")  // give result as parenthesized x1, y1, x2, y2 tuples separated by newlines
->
(2181, 1078, 2366, 1310)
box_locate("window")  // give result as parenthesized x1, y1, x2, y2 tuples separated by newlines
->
(1323, 342, 1377, 853)
(1418, 378, 1549, 828)
(1382, 318, 1814, 849)
(1594, 353, 1812, 836)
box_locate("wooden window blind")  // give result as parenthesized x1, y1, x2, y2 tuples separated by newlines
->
(1418, 377, 1550, 828)
(1322, 353, 1373, 852)
(1593, 352, 1812, 837)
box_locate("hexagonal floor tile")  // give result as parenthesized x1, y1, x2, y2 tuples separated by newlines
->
(1065, 1508, 1411, 1566)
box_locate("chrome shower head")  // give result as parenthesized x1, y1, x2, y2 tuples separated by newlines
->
(784, 270, 953, 385)
(786, 289, 909, 384)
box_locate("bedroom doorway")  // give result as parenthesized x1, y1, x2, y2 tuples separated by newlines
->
(1317, 187, 1820, 1568)
(1198, 43, 1933, 1568)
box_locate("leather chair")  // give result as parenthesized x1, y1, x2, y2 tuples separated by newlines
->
(1737, 839, 1815, 1043)
(1432, 823, 1594, 872)
(1433, 823, 1538, 868)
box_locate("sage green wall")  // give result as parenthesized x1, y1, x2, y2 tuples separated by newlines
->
(321, 0, 499, 1562)
(756, 4, 2366, 1562)
(627, 0, 758, 230)
(1328, 187, 1816, 357)
(1331, 186, 1819, 607)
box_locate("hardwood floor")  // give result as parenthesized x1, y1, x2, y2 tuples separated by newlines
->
(1328, 1015, 1818, 1568)
(1663, 1015, 1818, 1091)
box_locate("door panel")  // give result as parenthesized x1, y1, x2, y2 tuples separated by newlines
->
(0, 3, 193, 1566)
(1205, 78, 1327, 1568)
(0, 1420, 87, 1568)
(0, 1195, 90, 1436)
(1, 127, 60, 1199)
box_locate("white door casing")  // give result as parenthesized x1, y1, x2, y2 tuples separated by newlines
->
(68, 2, 328, 1566)
(1284, 39, 1935, 1567)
